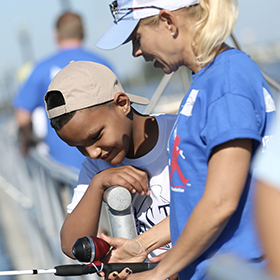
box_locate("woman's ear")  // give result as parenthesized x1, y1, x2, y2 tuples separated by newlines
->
(114, 92, 131, 115)
(159, 9, 178, 36)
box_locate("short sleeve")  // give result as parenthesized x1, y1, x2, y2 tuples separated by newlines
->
(67, 158, 100, 213)
(67, 184, 88, 213)
(201, 93, 262, 159)
(13, 66, 45, 111)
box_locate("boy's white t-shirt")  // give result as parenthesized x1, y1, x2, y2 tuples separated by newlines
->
(67, 114, 176, 257)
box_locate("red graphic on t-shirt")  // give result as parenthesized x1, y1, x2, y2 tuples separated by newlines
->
(170, 135, 189, 186)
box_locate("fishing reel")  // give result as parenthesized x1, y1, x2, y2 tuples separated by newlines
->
(72, 236, 111, 263)
(0, 236, 157, 279)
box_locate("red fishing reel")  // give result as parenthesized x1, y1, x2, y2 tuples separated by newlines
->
(72, 236, 111, 263)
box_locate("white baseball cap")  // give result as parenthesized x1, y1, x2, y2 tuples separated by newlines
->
(96, 0, 200, 50)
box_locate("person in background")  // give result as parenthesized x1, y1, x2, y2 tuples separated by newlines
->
(44, 61, 176, 273)
(253, 101, 280, 279)
(94, 0, 276, 279)
(13, 11, 112, 169)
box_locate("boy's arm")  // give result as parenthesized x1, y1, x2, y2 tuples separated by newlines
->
(60, 166, 149, 259)
(60, 178, 104, 259)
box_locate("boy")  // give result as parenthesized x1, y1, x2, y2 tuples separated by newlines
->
(44, 61, 176, 260)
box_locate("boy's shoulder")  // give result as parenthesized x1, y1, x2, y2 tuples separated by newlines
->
(153, 113, 177, 137)
(153, 113, 177, 122)
(153, 113, 177, 130)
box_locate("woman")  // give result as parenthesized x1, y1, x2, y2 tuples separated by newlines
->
(96, 0, 276, 279)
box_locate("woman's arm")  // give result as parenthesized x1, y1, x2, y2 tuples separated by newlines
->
(101, 216, 171, 263)
(60, 165, 149, 259)
(126, 138, 253, 279)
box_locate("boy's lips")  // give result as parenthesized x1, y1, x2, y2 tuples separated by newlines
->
(101, 150, 111, 161)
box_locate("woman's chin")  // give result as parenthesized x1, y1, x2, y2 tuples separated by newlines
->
(154, 61, 175, 74)
(154, 60, 163, 69)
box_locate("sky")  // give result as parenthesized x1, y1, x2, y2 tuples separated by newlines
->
(0, 0, 280, 95)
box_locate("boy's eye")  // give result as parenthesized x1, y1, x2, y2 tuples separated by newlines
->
(92, 131, 101, 142)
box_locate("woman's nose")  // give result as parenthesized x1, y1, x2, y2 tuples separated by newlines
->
(132, 42, 142, 57)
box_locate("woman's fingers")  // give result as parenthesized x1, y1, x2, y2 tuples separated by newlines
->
(107, 268, 132, 280)
(101, 233, 125, 249)
(100, 234, 148, 263)
(149, 252, 167, 263)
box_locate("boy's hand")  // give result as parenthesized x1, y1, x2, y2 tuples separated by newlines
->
(93, 166, 150, 196)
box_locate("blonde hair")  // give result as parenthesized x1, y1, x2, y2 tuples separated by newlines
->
(192, 0, 239, 67)
(141, 0, 238, 68)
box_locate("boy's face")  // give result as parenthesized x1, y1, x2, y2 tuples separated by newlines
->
(56, 103, 132, 165)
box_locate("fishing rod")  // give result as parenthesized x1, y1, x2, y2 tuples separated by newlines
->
(0, 236, 158, 279)
(0, 262, 158, 278)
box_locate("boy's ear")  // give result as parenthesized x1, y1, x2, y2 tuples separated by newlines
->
(113, 92, 131, 114)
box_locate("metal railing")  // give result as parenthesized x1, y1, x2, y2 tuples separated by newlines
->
(0, 113, 100, 280)
(0, 111, 137, 280)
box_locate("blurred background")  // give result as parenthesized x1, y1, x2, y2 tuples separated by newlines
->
(1, 0, 280, 103)
(0, 1, 279, 280)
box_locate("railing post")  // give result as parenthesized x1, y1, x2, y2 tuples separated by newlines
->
(103, 186, 137, 239)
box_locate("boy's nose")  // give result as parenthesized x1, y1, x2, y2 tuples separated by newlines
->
(85, 146, 102, 159)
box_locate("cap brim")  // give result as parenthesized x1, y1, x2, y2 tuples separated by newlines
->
(96, 18, 140, 50)
(126, 93, 149, 106)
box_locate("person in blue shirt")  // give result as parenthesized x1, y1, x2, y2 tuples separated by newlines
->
(253, 98, 280, 279)
(93, 0, 276, 279)
(13, 11, 112, 170)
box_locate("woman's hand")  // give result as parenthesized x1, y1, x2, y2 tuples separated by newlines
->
(149, 252, 167, 263)
(107, 267, 171, 280)
(100, 233, 149, 280)
(104, 267, 132, 280)
(107, 269, 152, 280)
(101, 233, 148, 263)
(94, 166, 150, 196)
